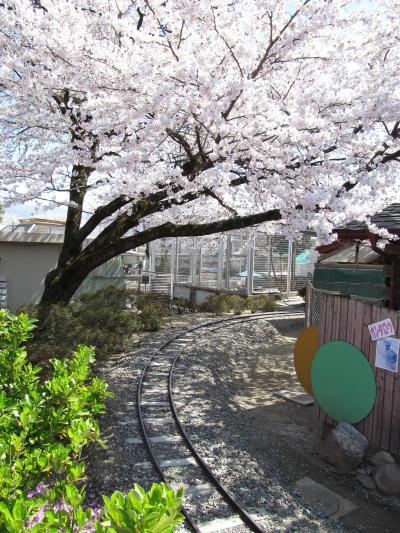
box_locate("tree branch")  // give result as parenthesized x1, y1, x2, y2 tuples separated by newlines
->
(76, 195, 132, 242)
(251, 0, 311, 79)
(78, 208, 282, 269)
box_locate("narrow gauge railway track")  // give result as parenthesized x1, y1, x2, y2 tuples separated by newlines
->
(137, 311, 303, 533)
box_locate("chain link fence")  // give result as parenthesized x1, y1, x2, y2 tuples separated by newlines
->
(78, 231, 318, 301)
(148, 231, 317, 297)
(306, 281, 385, 326)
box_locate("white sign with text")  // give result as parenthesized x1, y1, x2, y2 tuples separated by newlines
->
(368, 318, 395, 341)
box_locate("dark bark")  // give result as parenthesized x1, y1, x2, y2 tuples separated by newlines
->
(58, 164, 92, 264)
(38, 208, 281, 320)
(38, 261, 94, 324)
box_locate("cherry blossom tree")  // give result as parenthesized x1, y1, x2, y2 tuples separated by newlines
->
(1, 0, 399, 308)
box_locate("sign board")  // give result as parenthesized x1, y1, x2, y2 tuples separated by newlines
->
(375, 337, 400, 373)
(368, 318, 395, 341)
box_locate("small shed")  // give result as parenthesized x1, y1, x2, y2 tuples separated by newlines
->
(316, 204, 400, 309)
(0, 218, 126, 311)
(314, 243, 386, 303)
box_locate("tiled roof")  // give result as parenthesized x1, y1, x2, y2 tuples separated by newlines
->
(337, 204, 400, 233)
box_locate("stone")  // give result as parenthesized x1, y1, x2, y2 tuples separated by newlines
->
(276, 389, 314, 406)
(373, 463, 400, 495)
(295, 477, 358, 519)
(370, 450, 396, 467)
(356, 473, 376, 490)
(319, 422, 368, 471)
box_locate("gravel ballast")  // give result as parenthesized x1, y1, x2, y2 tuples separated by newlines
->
(87, 312, 400, 532)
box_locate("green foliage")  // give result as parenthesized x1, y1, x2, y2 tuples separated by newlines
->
(22, 287, 177, 360)
(0, 310, 184, 532)
(22, 287, 203, 360)
(97, 483, 184, 533)
(0, 482, 184, 532)
(0, 309, 110, 508)
(200, 292, 278, 314)
(136, 291, 170, 308)
(138, 303, 165, 331)
(229, 295, 247, 315)
(170, 298, 196, 314)
(39, 287, 142, 359)
(199, 293, 232, 315)
(245, 294, 278, 313)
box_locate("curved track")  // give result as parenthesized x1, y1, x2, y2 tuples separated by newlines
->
(137, 311, 303, 533)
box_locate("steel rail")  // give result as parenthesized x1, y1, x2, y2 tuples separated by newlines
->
(137, 342, 202, 532)
(137, 310, 303, 532)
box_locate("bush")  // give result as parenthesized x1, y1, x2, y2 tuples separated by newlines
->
(199, 293, 232, 314)
(229, 295, 247, 315)
(0, 310, 184, 532)
(23, 287, 171, 360)
(169, 298, 197, 314)
(200, 292, 278, 314)
(246, 295, 278, 313)
(0, 482, 184, 532)
(139, 303, 165, 331)
(98, 483, 183, 532)
(0, 309, 110, 511)
(137, 291, 170, 307)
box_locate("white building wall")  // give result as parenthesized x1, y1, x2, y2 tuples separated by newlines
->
(0, 241, 62, 311)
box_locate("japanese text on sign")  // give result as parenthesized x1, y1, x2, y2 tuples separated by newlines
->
(368, 318, 395, 341)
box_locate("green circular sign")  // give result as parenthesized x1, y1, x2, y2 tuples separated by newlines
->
(311, 341, 376, 423)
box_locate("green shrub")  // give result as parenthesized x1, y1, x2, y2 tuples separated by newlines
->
(246, 295, 277, 313)
(229, 295, 247, 315)
(137, 291, 170, 307)
(245, 296, 259, 314)
(0, 309, 110, 509)
(98, 483, 183, 532)
(23, 287, 147, 360)
(139, 303, 165, 331)
(0, 310, 184, 532)
(0, 482, 184, 532)
(170, 298, 196, 314)
(201, 292, 278, 314)
(260, 295, 278, 311)
(200, 293, 232, 314)
(78, 286, 136, 308)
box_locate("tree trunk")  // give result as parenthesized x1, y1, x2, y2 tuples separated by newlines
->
(37, 208, 283, 323)
(38, 262, 93, 323)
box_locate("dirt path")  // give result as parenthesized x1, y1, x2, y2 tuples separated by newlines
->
(223, 322, 400, 533)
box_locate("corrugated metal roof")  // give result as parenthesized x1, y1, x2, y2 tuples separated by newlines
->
(0, 229, 64, 244)
(337, 204, 400, 233)
(319, 243, 382, 264)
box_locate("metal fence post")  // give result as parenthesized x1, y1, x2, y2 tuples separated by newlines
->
(246, 234, 255, 295)
(287, 238, 293, 299)
(173, 238, 179, 283)
(306, 280, 312, 326)
(217, 235, 224, 290)
(190, 237, 196, 286)
(198, 241, 203, 285)
(226, 235, 232, 289)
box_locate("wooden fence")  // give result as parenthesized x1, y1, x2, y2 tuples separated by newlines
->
(318, 294, 400, 455)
